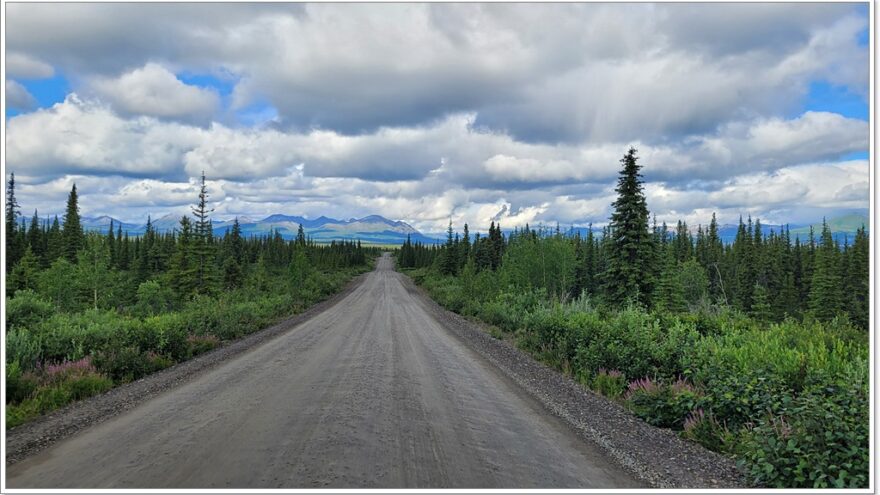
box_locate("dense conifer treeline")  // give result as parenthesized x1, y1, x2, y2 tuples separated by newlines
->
(400, 154, 869, 328)
(5, 173, 373, 308)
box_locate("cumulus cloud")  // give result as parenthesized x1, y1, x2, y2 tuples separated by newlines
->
(3, 3, 869, 233)
(6, 52, 55, 79)
(6, 95, 202, 179)
(88, 63, 219, 124)
(6, 80, 38, 110)
(5, 3, 868, 141)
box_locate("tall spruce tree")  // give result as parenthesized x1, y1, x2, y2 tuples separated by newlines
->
(6, 172, 22, 271)
(654, 250, 687, 313)
(169, 216, 198, 297)
(847, 226, 869, 329)
(441, 220, 457, 275)
(62, 184, 84, 262)
(808, 219, 843, 320)
(191, 172, 218, 294)
(605, 148, 654, 306)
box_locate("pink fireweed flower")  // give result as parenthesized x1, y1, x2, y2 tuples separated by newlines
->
(671, 377, 696, 395)
(597, 368, 623, 378)
(626, 377, 658, 399)
(683, 408, 706, 433)
(43, 357, 97, 383)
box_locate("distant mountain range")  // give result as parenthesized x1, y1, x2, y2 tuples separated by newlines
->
(68, 212, 868, 246)
(562, 213, 869, 245)
(79, 214, 441, 245)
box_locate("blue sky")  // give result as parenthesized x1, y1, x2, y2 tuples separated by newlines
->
(4, 3, 870, 233)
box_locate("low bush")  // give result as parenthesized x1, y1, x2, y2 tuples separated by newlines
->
(591, 369, 626, 398)
(682, 409, 732, 452)
(187, 334, 220, 356)
(6, 290, 55, 331)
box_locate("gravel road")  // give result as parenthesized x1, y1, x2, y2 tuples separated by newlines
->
(6, 254, 643, 489)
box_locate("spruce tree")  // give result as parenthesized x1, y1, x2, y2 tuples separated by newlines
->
(808, 219, 842, 320)
(108, 219, 117, 266)
(27, 209, 44, 263)
(8, 245, 39, 295)
(46, 215, 64, 263)
(168, 216, 198, 297)
(441, 220, 457, 275)
(6, 173, 22, 271)
(654, 250, 686, 313)
(62, 184, 84, 262)
(847, 226, 869, 329)
(605, 148, 654, 306)
(461, 223, 471, 267)
(750, 283, 773, 322)
(296, 224, 307, 247)
(191, 172, 218, 294)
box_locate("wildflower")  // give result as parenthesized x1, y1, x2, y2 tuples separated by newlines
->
(626, 377, 658, 398)
(683, 408, 706, 433)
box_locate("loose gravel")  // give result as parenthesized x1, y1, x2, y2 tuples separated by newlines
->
(401, 275, 749, 489)
(5, 272, 369, 466)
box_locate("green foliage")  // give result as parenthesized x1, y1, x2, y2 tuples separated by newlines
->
(626, 378, 702, 429)
(8, 246, 40, 295)
(737, 384, 868, 488)
(6, 357, 113, 427)
(6, 290, 55, 331)
(37, 258, 80, 312)
(681, 409, 732, 452)
(591, 369, 626, 398)
(134, 280, 175, 317)
(187, 334, 220, 356)
(654, 252, 687, 313)
(93, 346, 162, 383)
(62, 184, 84, 262)
(605, 148, 655, 306)
(500, 232, 576, 298)
(679, 258, 709, 307)
(6, 328, 43, 370)
(6, 361, 38, 404)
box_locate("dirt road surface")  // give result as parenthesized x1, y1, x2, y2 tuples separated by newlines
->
(7, 254, 641, 488)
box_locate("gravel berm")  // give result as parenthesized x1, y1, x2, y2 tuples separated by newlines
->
(400, 273, 748, 489)
(5, 270, 370, 466)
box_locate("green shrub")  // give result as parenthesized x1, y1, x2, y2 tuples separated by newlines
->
(5, 361, 38, 404)
(141, 313, 189, 361)
(6, 290, 55, 331)
(737, 388, 868, 488)
(6, 328, 42, 370)
(133, 280, 175, 316)
(682, 409, 733, 452)
(92, 346, 152, 383)
(65, 373, 113, 401)
(187, 334, 220, 356)
(626, 377, 702, 429)
(591, 369, 626, 398)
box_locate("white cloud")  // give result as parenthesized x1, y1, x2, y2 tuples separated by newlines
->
(6, 52, 54, 79)
(6, 80, 38, 110)
(89, 63, 219, 123)
(5, 95, 202, 178)
(3, 4, 868, 232)
(6, 4, 868, 142)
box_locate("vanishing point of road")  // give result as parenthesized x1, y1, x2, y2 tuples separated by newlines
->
(7, 254, 640, 488)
